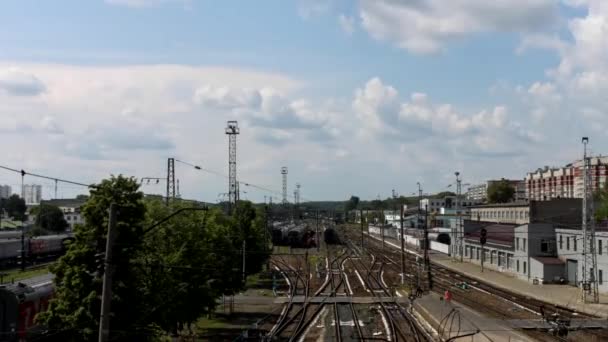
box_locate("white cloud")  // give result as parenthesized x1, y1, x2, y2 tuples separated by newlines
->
(297, 0, 332, 19)
(338, 14, 355, 35)
(193, 85, 262, 110)
(0, 67, 46, 96)
(359, 0, 559, 54)
(352, 77, 399, 138)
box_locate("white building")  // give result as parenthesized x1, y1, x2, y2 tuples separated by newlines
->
(420, 196, 481, 214)
(22, 184, 42, 204)
(0, 185, 11, 199)
(556, 228, 608, 293)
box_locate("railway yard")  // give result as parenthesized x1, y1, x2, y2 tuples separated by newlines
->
(257, 222, 608, 341)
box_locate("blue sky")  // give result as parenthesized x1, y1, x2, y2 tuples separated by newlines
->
(0, 0, 606, 202)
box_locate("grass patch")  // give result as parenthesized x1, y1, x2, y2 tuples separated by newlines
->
(2, 264, 52, 283)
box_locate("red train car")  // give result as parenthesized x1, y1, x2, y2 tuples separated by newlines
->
(0, 279, 53, 341)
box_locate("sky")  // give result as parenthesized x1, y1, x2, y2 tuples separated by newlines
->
(0, 0, 607, 203)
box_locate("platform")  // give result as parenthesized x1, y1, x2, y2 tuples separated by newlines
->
(413, 292, 536, 342)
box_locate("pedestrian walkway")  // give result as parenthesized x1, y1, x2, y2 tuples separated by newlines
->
(414, 292, 535, 342)
(367, 232, 608, 318)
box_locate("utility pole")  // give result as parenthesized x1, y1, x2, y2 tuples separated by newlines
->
(581, 137, 599, 303)
(242, 240, 246, 283)
(54, 179, 58, 199)
(360, 209, 364, 249)
(316, 210, 320, 252)
(424, 204, 432, 290)
(400, 203, 405, 285)
(20, 170, 25, 271)
(225, 121, 240, 214)
(417, 182, 422, 229)
(455, 172, 463, 262)
(99, 203, 118, 342)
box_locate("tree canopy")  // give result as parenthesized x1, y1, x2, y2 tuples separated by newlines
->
(38, 175, 271, 340)
(0, 194, 27, 220)
(345, 196, 360, 211)
(35, 204, 68, 233)
(487, 180, 515, 203)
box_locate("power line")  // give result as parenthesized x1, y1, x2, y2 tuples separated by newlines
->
(0, 165, 92, 188)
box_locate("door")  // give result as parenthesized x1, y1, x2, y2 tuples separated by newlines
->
(567, 259, 578, 285)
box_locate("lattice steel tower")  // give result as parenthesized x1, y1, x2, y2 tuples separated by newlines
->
(281, 167, 288, 204)
(166, 158, 176, 205)
(582, 137, 599, 303)
(225, 121, 240, 213)
(295, 183, 301, 205)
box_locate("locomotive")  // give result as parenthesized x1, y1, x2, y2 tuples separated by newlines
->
(0, 234, 74, 267)
(0, 276, 54, 341)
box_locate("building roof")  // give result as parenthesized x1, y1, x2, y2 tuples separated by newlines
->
(465, 223, 517, 247)
(532, 257, 565, 265)
(470, 201, 529, 209)
(40, 198, 87, 208)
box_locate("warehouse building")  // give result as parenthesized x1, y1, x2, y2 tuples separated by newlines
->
(555, 228, 608, 292)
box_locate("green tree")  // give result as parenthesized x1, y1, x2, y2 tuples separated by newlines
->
(345, 196, 360, 211)
(35, 204, 68, 233)
(38, 175, 149, 341)
(595, 183, 608, 221)
(435, 191, 456, 198)
(0, 194, 27, 220)
(487, 180, 515, 203)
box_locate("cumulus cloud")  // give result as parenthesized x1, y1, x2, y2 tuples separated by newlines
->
(193, 85, 262, 110)
(352, 77, 400, 137)
(0, 67, 46, 96)
(359, 0, 559, 54)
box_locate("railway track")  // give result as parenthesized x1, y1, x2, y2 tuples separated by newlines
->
(353, 227, 608, 341)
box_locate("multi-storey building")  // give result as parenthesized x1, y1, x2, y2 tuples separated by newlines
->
(22, 184, 42, 204)
(526, 156, 608, 201)
(466, 179, 527, 202)
(420, 196, 481, 214)
(0, 185, 11, 199)
(470, 198, 581, 226)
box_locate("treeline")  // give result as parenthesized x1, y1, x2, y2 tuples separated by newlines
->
(37, 175, 270, 341)
(304, 192, 458, 213)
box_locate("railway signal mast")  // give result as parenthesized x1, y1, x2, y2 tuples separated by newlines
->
(581, 137, 599, 303)
(225, 121, 240, 214)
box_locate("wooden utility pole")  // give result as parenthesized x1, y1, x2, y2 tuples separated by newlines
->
(99, 203, 118, 342)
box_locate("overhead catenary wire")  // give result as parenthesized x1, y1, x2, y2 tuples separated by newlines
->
(174, 159, 312, 202)
(0, 164, 93, 188)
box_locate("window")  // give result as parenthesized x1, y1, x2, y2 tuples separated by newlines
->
(516, 238, 520, 250)
(600, 270, 604, 285)
(574, 238, 577, 251)
(559, 235, 563, 250)
(541, 240, 549, 253)
(600, 240, 603, 255)
(517, 260, 520, 272)
(66, 216, 71, 221)
(567, 237, 570, 250)
(523, 238, 527, 252)
(523, 261, 527, 274)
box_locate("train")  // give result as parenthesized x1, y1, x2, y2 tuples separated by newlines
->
(0, 275, 54, 341)
(0, 234, 74, 267)
(271, 222, 317, 248)
(323, 227, 341, 245)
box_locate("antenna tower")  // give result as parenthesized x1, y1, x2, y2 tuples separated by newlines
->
(225, 121, 240, 213)
(166, 158, 176, 205)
